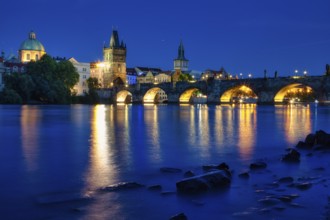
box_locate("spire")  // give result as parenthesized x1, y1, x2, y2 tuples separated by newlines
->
(177, 40, 187, 60)
(110, 29, 120, 48)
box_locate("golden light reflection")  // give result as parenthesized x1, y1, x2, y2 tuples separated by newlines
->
(237, 104, 257, 161)
(187, 105, 210, 158)
(278, 105, 312, 144)
(144, 105, 161, 162)
(85, 105, 115, 189)
(220, 85, 257, 103)
(21, 106, 40, 171)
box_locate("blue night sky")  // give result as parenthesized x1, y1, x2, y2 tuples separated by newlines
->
(1, 0, 330, 77)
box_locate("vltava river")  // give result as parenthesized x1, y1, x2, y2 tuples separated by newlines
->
(0, 104, 328, 219)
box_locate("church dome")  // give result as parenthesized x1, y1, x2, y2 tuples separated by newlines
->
(19, 31, 45, 51)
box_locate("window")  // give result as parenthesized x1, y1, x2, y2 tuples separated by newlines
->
(82, 68, 87, 72)
(26, 54, 30, 60)
(83, 75, 86, 79)
(35, 54, 39, 60)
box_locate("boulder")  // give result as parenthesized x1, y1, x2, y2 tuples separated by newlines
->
(202, 162, 231, 177)
(305, 133, 316, 146)
(296, 141, 310, 149)
(98, 182, 144, 192)
(170, 213, 188, 220)
(176, 170, 231, 194)
(281, 149, 300, 162)
(315, 130, 330, 147)
(249, 161, 267, 170)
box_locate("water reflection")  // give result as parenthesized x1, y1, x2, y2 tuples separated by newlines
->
(21, 106, 40, 172)
(276, 105, 312, 145)
(236, 104, 257, 161)
(144, 105, 161, 162)
(85, 105, 116, 189)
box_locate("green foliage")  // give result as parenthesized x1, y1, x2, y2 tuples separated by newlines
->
(0, 88, 23, 104)
(178, 73, 193, 82)
(3, 73, 35, 103)
(84, 77, 100, 104)
(0, 54, 80, 104)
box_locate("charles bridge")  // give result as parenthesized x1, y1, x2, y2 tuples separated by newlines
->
(97, 75, 330, 104)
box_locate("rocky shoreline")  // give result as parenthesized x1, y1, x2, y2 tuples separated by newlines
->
(36, 130, 330, 219)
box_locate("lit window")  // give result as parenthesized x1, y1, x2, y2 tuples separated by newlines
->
(35, 54, 39, 60)
(26, 54, 30, 60)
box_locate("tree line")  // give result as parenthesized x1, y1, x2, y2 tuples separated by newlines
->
(0, 55, 100, 104)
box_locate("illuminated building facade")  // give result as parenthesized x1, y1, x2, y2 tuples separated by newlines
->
(19, 31, 46, 63)
(102, 30, 127, 87)
(68, 57, 90, 95)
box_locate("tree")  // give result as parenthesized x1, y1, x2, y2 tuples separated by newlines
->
(0, 88, 23, 104)
(178, 73, 193, 82)
(25, 54, 79, 104)
(84, 77, 100, 104)
(3, 73, 35, 103)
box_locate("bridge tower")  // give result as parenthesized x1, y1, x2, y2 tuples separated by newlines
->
(103, 29, 127, 87)
(174, 40, 189, 72)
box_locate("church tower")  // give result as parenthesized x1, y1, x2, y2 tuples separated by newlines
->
(103, 29, 127, 87)
(174, 40, 189, 72)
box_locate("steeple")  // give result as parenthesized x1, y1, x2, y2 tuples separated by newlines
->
(177, 40, 187, 60)
(110, 29, 120, 48)
(174, 40, 189, 71)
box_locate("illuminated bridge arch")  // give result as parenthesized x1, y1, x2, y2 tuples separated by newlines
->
(274, 83, 315, 103)
(143, 87, 168, 103)
(220, 85, 258, 103)
(179, 88, 206, 103)
(116, 90, 132, 103)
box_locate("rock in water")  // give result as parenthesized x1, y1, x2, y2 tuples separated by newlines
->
(98, 182, 144, 192)
(315, 130, 330, 147)
(282, 149, 300, 162)
(249, 161, 267, 170)
(176, 170, 231, 194)
(170, 213, 188, 220)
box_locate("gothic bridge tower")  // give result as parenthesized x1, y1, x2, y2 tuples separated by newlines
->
(103, 29, 127, 87)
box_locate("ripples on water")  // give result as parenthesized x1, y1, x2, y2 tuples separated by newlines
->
(0, 104, 329, 219)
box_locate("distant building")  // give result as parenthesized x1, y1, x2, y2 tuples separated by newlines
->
(4, 54, 26, 73)
(103, 29, 127, 87)
(154, 71, 171, 83)
(90, 61, 106, 87)
(0, 54, 8, 91)
(19, 31, 46, 63)
(137, 70, 154, 84)
(126, 68, 137, 85)
(69, 57, 90, 96)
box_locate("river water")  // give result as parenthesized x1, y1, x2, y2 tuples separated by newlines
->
(0, 103, 329, 219)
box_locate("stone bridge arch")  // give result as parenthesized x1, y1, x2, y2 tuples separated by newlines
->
(116, 90, 133, 103)
(273, 83, 316, 103)
(220, 84, 258, 103)
(179, 87, 207, 103)
(143, 87, 168, 103)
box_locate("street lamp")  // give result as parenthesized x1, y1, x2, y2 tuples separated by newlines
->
(248, 74, 252, 78)
(303, 70, 307, 77)
(240, 73, 243, 79)
(294, 69, 298, 76)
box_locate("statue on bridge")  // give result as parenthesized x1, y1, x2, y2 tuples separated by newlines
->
(264, 69, 267, 79)
(326, 64, 330, 76)
(274, 71, 278, 78)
